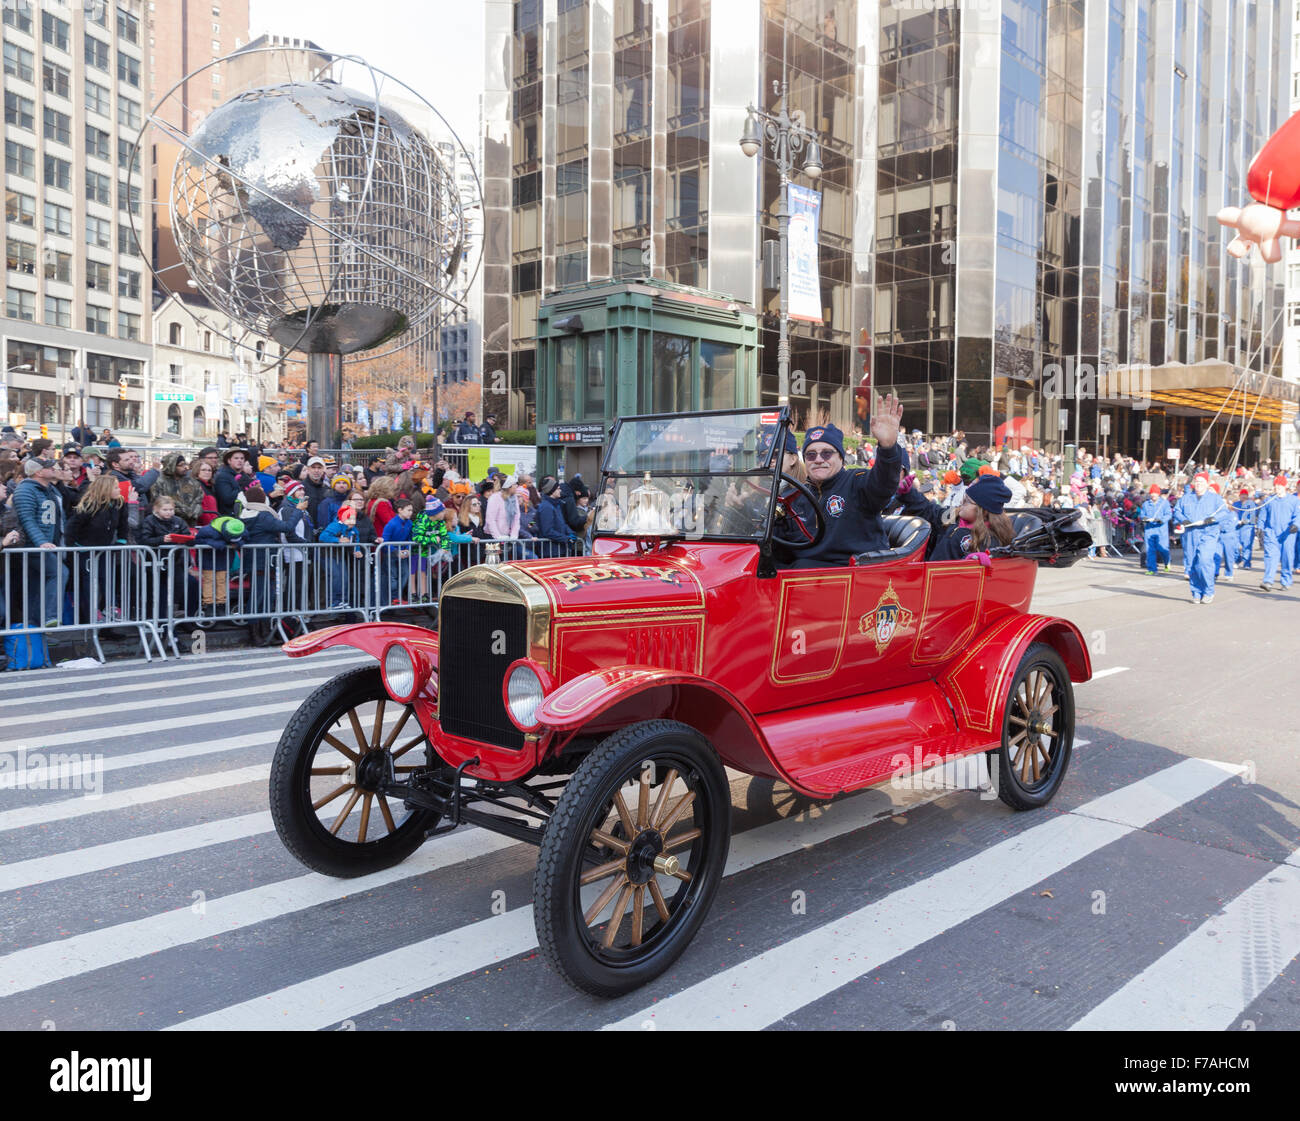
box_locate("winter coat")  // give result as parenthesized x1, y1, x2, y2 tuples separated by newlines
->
(485, 491, 521, 538)
(300, 475, 332, 523)
(318, 518, 357, 544)
(13, 478, 64, 546)
(454, 421, 481, 443)
(138, 512, 192, 548)
(237, 501, 296, 546)
(214, 465, 248, 517)
(537, 495, 575, 544)
(150, 453, 205, 525)
(317, 491, 352, 531)
(381, 516, 414, 543)
(65, 500, 129, 547)
(367, 498, 396, 539)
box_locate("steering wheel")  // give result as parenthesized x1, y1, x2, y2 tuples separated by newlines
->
(772, 473, 828, 552)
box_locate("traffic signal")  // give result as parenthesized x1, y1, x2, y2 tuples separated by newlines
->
(39, 424, 48, 439)
(117, 377, 128, 400)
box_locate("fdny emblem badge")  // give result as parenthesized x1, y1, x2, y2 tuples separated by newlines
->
(857, 581, 914, 653)
(827, 494, 846, 517)
(807, 427, 825, 442)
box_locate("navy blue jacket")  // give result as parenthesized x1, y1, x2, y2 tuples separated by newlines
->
(780, 443, 905, 567)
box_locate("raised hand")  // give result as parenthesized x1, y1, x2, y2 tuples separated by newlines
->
(870, 393, 904, 449)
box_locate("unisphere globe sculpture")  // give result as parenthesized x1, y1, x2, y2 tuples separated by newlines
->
(169, 79, 462, 356)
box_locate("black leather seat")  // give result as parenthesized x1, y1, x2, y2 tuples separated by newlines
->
(854, 515, 930, 565)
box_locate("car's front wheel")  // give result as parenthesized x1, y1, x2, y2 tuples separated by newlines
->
(269, 664, 440, 877)
(533, 720, 731, 997)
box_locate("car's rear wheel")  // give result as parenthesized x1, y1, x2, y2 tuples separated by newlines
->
(987, 643, 1074, 811)
(533, 720, 731, 997)
(270, 664, 440, 877)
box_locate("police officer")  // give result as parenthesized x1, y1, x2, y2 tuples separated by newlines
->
(778, 394, 905, 568)
(1172, 472, 1228, 604)
(1138, 483, 1171, 575)
(1231, 486, 1258, 569)
(1259, 475, 1299, 591)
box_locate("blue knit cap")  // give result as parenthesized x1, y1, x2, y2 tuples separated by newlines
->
(803, 423, 845, 459)
(965, 474, 1012, 514)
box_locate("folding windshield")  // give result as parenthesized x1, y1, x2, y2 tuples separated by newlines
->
(595, 408, 790, 541)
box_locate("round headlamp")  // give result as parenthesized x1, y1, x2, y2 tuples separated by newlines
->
(382, 642, 418, 702)
(505, 662, 545, 731)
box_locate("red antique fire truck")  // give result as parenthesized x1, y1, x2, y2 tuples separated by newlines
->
(270, 406, 1092, 996)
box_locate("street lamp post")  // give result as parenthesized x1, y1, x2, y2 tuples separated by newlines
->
(740, 67, 821, 407)
(1, 364, 33, 430)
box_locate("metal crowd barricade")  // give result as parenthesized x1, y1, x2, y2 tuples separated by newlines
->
(158, 541, 382, 656)
(0, 544, 166, 662)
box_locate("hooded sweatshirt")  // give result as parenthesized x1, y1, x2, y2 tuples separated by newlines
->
(150, 452, 205, 526)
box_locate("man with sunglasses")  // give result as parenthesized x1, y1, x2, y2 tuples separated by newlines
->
(778, 393, 906, 568)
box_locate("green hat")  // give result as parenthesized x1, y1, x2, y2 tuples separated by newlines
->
(960, 456, 984, 483)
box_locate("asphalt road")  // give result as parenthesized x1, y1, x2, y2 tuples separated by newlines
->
(0, 556, 1296, 1031)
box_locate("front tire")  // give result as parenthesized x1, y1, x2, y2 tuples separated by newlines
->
(533, 720, 731, 997)
(987, 643, 1074, 811)
(269, 664, 440, 877)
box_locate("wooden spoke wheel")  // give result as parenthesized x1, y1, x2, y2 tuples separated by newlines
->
(534, 720, 730, 997)
(987, 643, 1074, 811)
(270, 665, 440, 877)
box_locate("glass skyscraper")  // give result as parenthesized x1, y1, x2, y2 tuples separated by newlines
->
(485, 0, 1294, 459)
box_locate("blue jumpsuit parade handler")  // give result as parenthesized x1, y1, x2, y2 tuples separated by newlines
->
(1259, 475, 1299, 591)
(896, 472, 1015, 561)
(776, 394, 905, 569)
(1209, 483, 1235, 581)
(1172, 472, 1228, 604)
(1138, 484, 1171, 575)
(1231, 487, 1258, 569)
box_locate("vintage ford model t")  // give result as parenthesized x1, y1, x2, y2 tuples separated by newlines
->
(270, 407, 1093, 996)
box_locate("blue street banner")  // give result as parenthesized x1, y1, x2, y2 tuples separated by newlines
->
(787, 183, 823, 323)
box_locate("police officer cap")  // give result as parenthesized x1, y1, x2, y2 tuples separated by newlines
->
(965, 474, 1012, 514)
(803, 423, 845, 459)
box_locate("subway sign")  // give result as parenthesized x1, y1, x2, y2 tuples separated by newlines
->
(547, 423, 605, 445)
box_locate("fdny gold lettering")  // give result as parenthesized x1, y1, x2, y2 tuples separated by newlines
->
(552, 565, 685, 591)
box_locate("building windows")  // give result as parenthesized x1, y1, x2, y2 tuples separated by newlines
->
(85, 82, 112, 118)
(117, 7, 139, 43)
(85, 36, 111, 72)
(117, 54, 140, 87)
(168, 322, 182, 345)
(86, 1, 109, 29)
(118, 138, 140, 173)
(86, 169, 112, 205)
(5, 238, 35, 275)
(43, 201, 71, 236)
(5, 140, 35, 180)
(118, 268, 139, 299)
(86, 303, 111, 335)
(5, 91, 34, 132)
(42, 59, 71, 99)
(3, 42, 34, 82)
(44, 249, 72, 283)
(42, 11, 70, 52)
(166, 403, 181, 435)
(44, 294, 71, 328)
(203, 330, 212, 351)
(43, 106, 71, 145)
(86, 124, 112, 162)
(118, 96, 141, 130)
(118, 180, 141, 213)
(44, 155, 72, 192)
(169, 363, 182, 383)
(86, 259, 112, 291)
(6, 190, 36, 228)
(6, 287, 35, 321)
(118, 311, 140, 340)
(118, 221, 136, 255)
(3, 2, 32, 34)
(1288, 302, 1300, 327)
(86, 215, 113, 249)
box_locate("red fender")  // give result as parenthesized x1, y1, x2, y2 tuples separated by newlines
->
(281, 622, 439, 668)
(1248, 110, 1300, 209)
(939, 613, 1091, 739)
(536, 665, 821, 796)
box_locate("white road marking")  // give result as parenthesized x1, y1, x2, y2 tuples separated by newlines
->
(0, 766, 270, 833)
(3, 701, 302, 751)
(1087, 667, 1130, 681)
(1069, 850, 1300, 1031)
(601, 758, 1245, 1031)
(6, 683, 315, 729)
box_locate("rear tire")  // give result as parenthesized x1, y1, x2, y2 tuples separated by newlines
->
(986, 643, 1074, 811)
(533, 720, 730, 997)
(269, 665, 439, 877)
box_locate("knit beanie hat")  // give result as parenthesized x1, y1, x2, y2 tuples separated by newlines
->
(802, 423, 845, 460)
(965, 474, 1012, 514)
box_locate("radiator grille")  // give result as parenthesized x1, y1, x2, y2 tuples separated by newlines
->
(438, 596, 528, 750)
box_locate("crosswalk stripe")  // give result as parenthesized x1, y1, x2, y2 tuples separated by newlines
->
(0, 645, 361, 693)
(5, 753, 977, 1001)
(0, 765, 270, 833)
(0, 732, 277, 789)
(6, 681, 322, 729)
(1068, 850, 1300, 1031)
(1087, 666, 1129, 680)
(0, 657, 364, 707)
(0, 829, 520, 999)
(0, 813, 275, 894)
(4, 701, 303, 750)
(166, 744, 1160, 1033)
(600, 757, 1245, 1031)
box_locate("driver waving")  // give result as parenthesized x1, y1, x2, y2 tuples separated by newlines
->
(778, 394, 906, 568)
